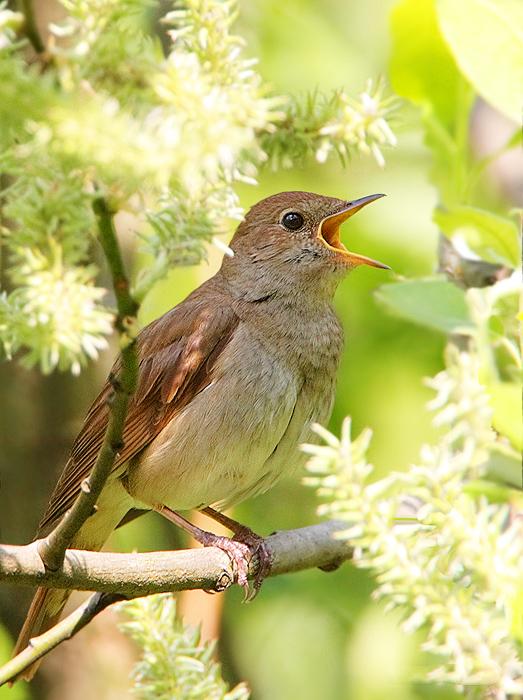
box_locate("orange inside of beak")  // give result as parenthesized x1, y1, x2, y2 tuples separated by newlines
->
(318, 194, 390, 270)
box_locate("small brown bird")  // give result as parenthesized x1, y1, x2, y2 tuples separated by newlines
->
(15, 190, 388, 675)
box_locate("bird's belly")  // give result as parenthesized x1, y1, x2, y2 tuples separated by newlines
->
(125, 351, 302, 511)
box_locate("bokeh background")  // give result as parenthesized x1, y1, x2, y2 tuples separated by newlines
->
(1, 1, 519, 699)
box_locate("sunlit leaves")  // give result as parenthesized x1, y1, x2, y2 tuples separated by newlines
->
(437, 0, 523, 124)
(434, 206, 521, 268)
(390, 0, 461, 128)
(489, 382, 523, 451)
(374, 277, 474, 334)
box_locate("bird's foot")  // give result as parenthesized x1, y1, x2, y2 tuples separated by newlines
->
(196, 528, 271, 601)
(201, 507, 272, 600)
(191, 531, 251, 599)
(156, 505, 272, 599)
(233, 529, 272, 600)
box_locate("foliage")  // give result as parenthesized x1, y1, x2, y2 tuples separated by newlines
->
(437, 0, 523, 124)
(374, 277, 474, 335)
(261, 80, 397, 170)
(120, 595, 249, 700)
(302, 1, 522, 698)
(0, 0, 396, 373)
(305, 309, 522, 697)
(382, 0, 521, 473)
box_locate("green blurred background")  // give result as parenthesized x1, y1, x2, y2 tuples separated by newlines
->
(2, 0, 515, 698)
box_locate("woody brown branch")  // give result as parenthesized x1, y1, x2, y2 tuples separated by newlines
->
(0, 520, 352, 684)
(1, 520, 352, 596)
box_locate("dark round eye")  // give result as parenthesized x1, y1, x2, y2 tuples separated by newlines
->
(281, 211, 304, 231)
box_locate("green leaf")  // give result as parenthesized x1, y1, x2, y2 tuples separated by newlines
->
(434, 206, 520, 267)
(464, 479, 516, 503)
(485, 443, 522, 489)
(0, 625, 31, 700)
(374, 277, 474, 334)
(390, 0, 461, 128)
(511, 583, 523, 644)
(437, 0, 523, 123)
(489, 381, 523, 450)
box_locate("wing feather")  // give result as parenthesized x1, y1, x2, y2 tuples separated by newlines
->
(38, 287, 239, 534)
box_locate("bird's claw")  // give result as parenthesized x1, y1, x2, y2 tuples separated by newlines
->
(233, 532, 272, 601)
(198, 531, 272, 600)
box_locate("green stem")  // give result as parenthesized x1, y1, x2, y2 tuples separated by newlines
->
(93, 197, 139, 322)
(0, 593, 123, 685)
(37, 198, 139, 571)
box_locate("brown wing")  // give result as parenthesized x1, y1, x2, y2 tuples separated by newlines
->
(38, 284, 239, 534)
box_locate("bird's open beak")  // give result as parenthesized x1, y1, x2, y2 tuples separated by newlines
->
(318, 193, 390, 269)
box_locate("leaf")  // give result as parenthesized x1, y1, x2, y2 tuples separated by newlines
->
(464, 479, 516, 503)
(374, 277, 474, 334)
(489, 381, 523, 450)
(434, 206, 520, 267)
(485, 443, 522, 489)
(437, 0, 523, 123)
(390, 0, 461, 128)
(510, 583, 523, 644)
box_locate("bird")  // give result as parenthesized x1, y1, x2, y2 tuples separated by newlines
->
(14, 190, 388, 676)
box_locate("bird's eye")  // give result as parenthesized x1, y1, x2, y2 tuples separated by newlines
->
(281, 211, 305, 231)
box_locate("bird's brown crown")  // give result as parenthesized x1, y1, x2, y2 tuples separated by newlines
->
(226, 190, 388, 273)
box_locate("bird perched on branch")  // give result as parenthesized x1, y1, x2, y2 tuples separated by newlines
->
(15, 190, 388, 677)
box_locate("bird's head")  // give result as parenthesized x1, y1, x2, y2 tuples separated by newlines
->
(221, 191, 389, 299)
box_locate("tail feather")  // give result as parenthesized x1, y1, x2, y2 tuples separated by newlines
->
(12, 477, 136, 682)
(12, 587, 70, 681)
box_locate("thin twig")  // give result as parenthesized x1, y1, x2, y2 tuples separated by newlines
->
(18, 0, 45, 53)
(0, 593, 124, 686)
(0, 520, 352, 683)
(37, 198, 139, 571)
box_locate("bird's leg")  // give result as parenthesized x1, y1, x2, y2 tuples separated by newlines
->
(201, 506, 272, 596)
(155, 505, 269, 599)
(201, 506, 257, 539)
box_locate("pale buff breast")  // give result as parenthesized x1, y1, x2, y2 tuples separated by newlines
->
(124, 323, 304, 511)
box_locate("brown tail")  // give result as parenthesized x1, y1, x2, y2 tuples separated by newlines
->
(12, 587, 71, 681)
(12, 477, 136, 681)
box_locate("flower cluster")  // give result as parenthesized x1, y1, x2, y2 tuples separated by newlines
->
(262, 79, 398, 170)
(1, 156, 113, 372)
(120, 594, 249, 700)
(1, 0, 396, 374)
(6, 251, 112, 374)
(0, 4, 23, 49)
(304, 338, 523, 697)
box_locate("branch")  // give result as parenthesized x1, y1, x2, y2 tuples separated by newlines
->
(0, 520, 351, 684)
(0, 521, 350, 683)
(437, 234, 510, 289)
(37, 198, 139, 571)
(0, 593, 123, 686)
(1, 520, 351, 595)
(18, 0, 45, 53)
